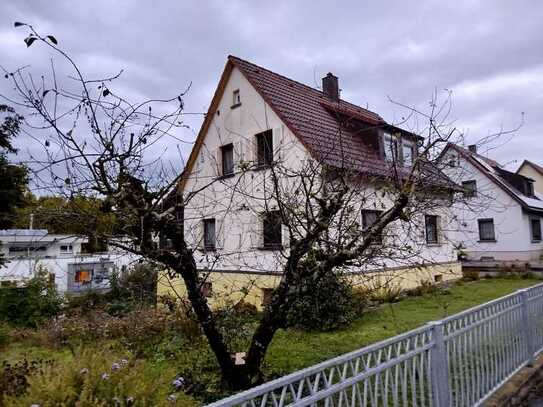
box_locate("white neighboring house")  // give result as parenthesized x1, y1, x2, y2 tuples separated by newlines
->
(160, 56, 462, 306)
(0, 229, 138, 293)
(441, 143, 543, 264)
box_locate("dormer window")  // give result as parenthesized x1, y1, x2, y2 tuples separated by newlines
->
(526, 181, 535, 197)
(383, 132, 399, 162)
(231, 89, 241, 108)
(402, 141, 416, 167)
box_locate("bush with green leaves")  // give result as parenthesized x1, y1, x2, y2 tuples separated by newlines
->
(286, 270, 364, 331)
(0, 270, 62, 327)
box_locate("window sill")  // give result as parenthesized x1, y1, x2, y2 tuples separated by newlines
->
(426, 243, 443, 247)
(478, 240, 497, 243)
(230, 103, 242, 109)
(531, 240, 542, 244)
(258, 245, 283, 251)
(252, 164, 273, 171)
(216, 173, 235, 180)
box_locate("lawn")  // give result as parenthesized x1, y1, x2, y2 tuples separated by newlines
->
(265, 278, 541, 374)
(2, 277, 541, 405)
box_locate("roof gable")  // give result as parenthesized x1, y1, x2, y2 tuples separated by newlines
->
(518, 160, 543, 177)
(444, 143, 543, 213)
(229, 56, 395, 176)
(180, 56, 454, 190)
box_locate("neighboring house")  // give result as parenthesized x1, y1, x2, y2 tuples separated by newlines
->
(158, 56, 462, 308)
(0, 229, 137, 293)
(517, 160, 543, 195)
(441, 144, 543, 264)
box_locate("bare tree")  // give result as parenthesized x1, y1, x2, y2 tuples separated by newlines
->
(1, 24, 515, 389)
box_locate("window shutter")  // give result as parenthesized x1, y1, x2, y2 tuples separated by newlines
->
(234, 140, 244, 170)
(281, 223, 290, 249)
(249, 213, 263, 249)
(251, 134, 259, 165)
(195, 220, 204, 250)
(216, 218, 225, 249)
(273, 126, 284, 161)
(437, 216, 445, 244)
(213, 147, 222, 177)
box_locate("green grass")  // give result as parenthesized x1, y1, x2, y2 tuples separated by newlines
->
(1, 277, 540, 405)
(265, 278, 541, 374)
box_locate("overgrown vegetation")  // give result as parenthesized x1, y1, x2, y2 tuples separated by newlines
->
(286, 272, 365, 331)
(1, 277, 540, 405)
(0, 270, 62, 327)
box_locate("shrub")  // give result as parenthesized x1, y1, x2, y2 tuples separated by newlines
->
(286, 271, 364, 331)
(2, 349, 197, 406)
(462, 270, 480, 281)
(0, 321, 9, 350)
(0, 358, 52, 401)
(0, 270, 62, 327)
(405, 279, 447, 297)
(353, 279, 403, 304)
(116, 262, 159, 304)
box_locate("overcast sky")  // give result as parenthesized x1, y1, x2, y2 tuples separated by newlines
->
(1, 0, 542, 172)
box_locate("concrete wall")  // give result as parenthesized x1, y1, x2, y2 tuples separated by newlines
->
(157, 261, 462, 310)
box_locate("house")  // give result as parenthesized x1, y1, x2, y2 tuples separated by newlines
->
(517, 160, 543, 195)
(158, 56, 462, 307)
(441, 144, 543, 266)
(0, 229, 137, 293)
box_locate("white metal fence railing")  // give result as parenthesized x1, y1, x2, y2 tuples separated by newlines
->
(207, 283, 543, 407)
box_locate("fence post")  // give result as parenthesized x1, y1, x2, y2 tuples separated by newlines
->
(429, 321, 450, 407)
(519, 289, 535, 366)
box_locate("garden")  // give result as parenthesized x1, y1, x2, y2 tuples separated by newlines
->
(1, 270, 540, 406)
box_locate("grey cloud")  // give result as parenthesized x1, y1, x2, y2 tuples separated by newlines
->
(1, 0, 542, 172)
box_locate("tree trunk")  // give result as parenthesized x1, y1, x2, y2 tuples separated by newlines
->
(175, 253, 252, 389)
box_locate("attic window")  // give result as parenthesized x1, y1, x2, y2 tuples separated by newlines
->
(231, 89, 241, 108)
(402, 141, 416, 167)
(60, 245, 73, 253)
(383, 132, 399, 162)
(526, 181, 535, 197)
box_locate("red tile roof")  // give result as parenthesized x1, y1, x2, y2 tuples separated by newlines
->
(229, 56, 395, 176)
(181, 56, 456, 190)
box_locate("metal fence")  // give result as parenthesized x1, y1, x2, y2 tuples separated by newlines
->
(207, 283, 543, 407)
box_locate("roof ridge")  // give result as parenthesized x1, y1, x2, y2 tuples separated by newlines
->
(227, 55, 382, 120)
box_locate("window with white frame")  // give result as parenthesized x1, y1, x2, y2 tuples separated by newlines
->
(203, 218, 216, 251)
(221, 143, 234, 176)
(383, 132, 399, 162)
(60, 244, 73, 253)
(402, 141, 416, 167)
(462, 180, 477, 198)
(232, 89, 241, 107)
(262, 211, 282, 249)
(531, 218, 542, 242)
(478, 218, 496, 242)
(425, 215, 439, 244)
(256, 130, 274, 167)
(361, 209, 383, 244)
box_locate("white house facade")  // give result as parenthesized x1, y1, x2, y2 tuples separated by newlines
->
(158, 56, 461, 307)
(517, 160, 543, 195)
(442, 144, 543, 263)
(0, 229, 138, 293)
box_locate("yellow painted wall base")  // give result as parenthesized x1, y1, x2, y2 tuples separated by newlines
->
(157, 262, 462, 310)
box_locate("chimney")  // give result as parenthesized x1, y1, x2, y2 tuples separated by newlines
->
(468, 144, 477, 154)
(322, 73, 339, 101)
(29, 213, 34, 230)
